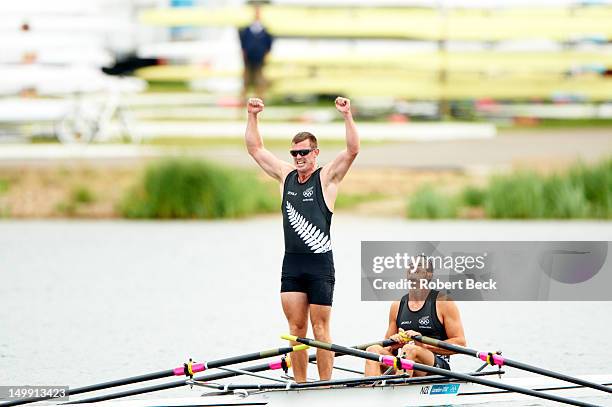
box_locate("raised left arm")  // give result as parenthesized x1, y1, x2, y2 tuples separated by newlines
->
(321, 97, 360, 186)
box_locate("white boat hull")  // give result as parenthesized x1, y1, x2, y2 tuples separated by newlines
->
(51, 374, 612, 407)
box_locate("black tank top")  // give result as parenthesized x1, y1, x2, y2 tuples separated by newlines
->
(396, 290, 448, 341)
(282, 168, 333, 254)
(396, 290, 450, 361)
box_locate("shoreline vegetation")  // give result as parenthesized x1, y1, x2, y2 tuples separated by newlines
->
(407, 158, 611, 219)
(0, 157, 609, 220)
(120, 159, 277, 219)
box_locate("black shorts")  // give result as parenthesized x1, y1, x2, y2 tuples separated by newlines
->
(281, 252, 335, 306)
(434, 355, 451, 370)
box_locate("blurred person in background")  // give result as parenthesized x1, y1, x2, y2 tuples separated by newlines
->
(238, 3, 273, 102)
(244, 96, 360, 382)
(20, 21, 37, 65)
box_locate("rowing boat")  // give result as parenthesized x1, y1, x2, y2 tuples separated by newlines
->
(2, 337, 610, 407)
(49, 372, 612, 406)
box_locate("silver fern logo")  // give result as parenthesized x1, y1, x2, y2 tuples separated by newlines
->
(285, 201, 331, 253)
(303, 186, 314, 198)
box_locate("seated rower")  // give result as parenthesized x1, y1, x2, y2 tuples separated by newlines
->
(365, 255, 466, 377)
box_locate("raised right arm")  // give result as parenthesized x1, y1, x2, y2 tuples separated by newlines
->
(245, 98, 293, 183)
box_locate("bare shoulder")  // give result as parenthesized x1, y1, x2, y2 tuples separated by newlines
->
(389, 300, 400, 316)
(436, 294, 460, 314)
(318, 164, 339, 192)
(280, 163, 296, 182)
(319, 162, 334, 183)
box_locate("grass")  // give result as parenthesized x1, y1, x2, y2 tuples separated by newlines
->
(71, 186, 95, 204)
(120, 158, 278, 219)
(146, 81, 190, 92)
(0, 180, 9, 218)
(335, 192, 387, 209)
(483, 160, 612, 219)
(485, 172, 546, 219)
(55, 185, 97, 216)
(505, 118, 612, 130)
(0, 179, 9, 195)
(567, 159, 612, 218)
(461, 186, 486, 207)
(541, 175, 589, 219)
(55, 201, 77, 216)
(407, 157, 612, 219)
(407, 186, 458, 219)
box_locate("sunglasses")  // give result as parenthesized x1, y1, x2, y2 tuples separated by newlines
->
(289, 149, 314, 157)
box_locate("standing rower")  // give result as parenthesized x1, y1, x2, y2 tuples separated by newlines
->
(244, 96, 360, 382)
(365, 255, 467, 377)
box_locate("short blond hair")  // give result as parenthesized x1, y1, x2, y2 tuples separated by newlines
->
(292, 132, 318, 149)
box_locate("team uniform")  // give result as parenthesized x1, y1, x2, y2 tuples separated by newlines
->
(281, 168, 335, 306)
(396, 290, 451, 370)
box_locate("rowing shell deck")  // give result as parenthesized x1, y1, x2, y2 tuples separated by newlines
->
(56, 374, 612, 407)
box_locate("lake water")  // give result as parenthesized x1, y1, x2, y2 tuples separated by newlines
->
(1, 217, 611, 405)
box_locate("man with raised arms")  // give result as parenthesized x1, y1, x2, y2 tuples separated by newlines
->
(245, 97, 359, 382)
(365, 255, 467, 377)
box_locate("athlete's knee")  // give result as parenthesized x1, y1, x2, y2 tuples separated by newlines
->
(311, 321, 330, 339)
(401, 343, 418, 359)
(288, 322, 307, 336)
(366, 344, 384, 354)
(364, 348, 382, 366)
(402, 344, 435, 365)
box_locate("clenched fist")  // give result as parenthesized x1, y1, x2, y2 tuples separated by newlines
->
(247, 98, 264, 114)
(335, 97, 351, 115)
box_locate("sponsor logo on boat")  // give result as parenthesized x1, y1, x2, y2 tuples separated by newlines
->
(430, 383, 460, 395)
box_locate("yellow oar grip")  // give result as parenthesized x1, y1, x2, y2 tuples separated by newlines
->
(292, 344, 309, 351)
(187, 360, 194, 376)
(399, 331, 412, 342)
(282, 334, 299, 341)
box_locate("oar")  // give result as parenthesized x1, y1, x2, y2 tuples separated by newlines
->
(66, 338, 395, 404)
(65, 356, 293, 404)
(0, 344, 308, 407)
(282, 335, 600, 407)
(410, 334, 612, 394)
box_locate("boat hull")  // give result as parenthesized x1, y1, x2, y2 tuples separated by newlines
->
(48, 374, 612, 407)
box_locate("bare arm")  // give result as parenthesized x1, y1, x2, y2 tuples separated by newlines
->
(418, 298, 466, 356)
(245, 98, 293, 182)
(321, 97, 360, 186)
(384, 302, 403, 351)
